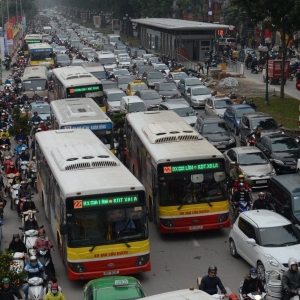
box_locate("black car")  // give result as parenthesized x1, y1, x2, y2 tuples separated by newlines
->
(239, 112, 283, 145)
(54, 54, 71, 67)
(194, 116, 236, 151)
(154, 82, 181, 99)
(255, 133, 300, 174)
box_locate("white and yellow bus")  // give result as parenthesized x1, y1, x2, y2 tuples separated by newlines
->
(125, 111, 230, 234)
(24, 34, 43, 55)
(28, 43, 54, 66)
(35, 129, 151, 280)
(50, 98, 115, 153)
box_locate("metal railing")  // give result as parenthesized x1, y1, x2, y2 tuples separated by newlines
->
(175, 53, 198, 71)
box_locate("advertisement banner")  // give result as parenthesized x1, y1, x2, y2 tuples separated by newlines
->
(81, 12, 87, 23)
(112, 19, 120, 31)
(93, 16, 100, 28)
(6, 24, 13, 40)
(0, 37, 4, 63)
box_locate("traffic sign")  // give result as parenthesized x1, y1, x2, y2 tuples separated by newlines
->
(296, 80, 300, 91)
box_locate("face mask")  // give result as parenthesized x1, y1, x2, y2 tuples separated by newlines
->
(251, 275, 257, 279)
(48, 284, 51, 290)
(31, 262, 37, 267)
(52, 290, 57, 295)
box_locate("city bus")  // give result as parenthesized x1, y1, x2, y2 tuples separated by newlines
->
(125, 111, 230, 233)
(28, 43, 54, 66)
(35, 129, 151, 280)
(24, 34, 43, 55)
(50, 98, 115, 153)
(52, 66, 103, 107)
(22, 65, 49, 99)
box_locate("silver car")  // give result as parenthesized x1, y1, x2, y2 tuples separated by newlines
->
(166, 72, 188, 87)
(205, 95, 233, 118)
(223, 147, 276, 188)
(184, 86, 211, 108)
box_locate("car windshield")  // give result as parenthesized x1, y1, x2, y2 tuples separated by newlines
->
(192, 87, 210, 95)
(202, 122, 229, 134)
(159, 84, 177, 91)
(31, 105, 50, 114)
(23, 79, 48, 91)
(109, 36, 120, 42)
(238, 152, 268, 165)
(187, 79, 202, 86)
(114, 69, 129, 76)
(107, 93, 124, 101)
(148, 72, 164, 79)
(235, 108, 255, 118)
(271, 138, 300, 152)
(102, 82, 118, 90)
(173, 107, 195, 117)
(67, 204, 148, 247)
(57, 55, 69, 61)
(71, 61, 84, 66)
(150, 57, 160, 62)
(259, 224, 300, 247)
(155, 65, 168, 70)
(99, 58, 116, 64)
(129, 102, 147, 112)
(119, 58, 131, 62)
(132, 84, 148, 92)
(251, 118, 278, 130)
(173, 73, 188, 80)
(141, 92, 160, 100)
(158, 171, 226, 206)
(118, 77, 133, 84)
(91, 71, 106, 80)
(56, 46, 66, 50)
(214, 99, 233, 109)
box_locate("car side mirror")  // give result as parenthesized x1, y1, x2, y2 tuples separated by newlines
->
(60, 224, 67, 235)
(246, 238, 256, 246)
(186, 93, 190, 96)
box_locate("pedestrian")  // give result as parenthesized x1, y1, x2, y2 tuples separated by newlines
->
(198, 62, 204, 74)
(205, 60, 210, 75)
(241, 37, 245, 49)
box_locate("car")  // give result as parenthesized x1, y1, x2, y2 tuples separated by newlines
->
(162, 94, 189, 106)
(54, 54, 71, 67)
(255, 133, 300, 174)
(239, 112, 283, 145)
(126, 80, 148, 96)
(194, 116, 236, 152)
(184, 85, 211, 108)
(229, 210, 300, 280)
(101, 44, 115, 52)
(134, 90, 162, 110)
(141, 70, 166, 88)
(118, 57, 131, 68)
(166, 72, 189, 87)
(158, 101, 197, 127)
(30, 101, 51, 121)
(103, 88, 126, 114)
(69, 59, 85, 67)
(116, 75, 135, 92)
(117, 53, 130, 63)
(223, 146, 276, 188)
(205, 95, 234, 118)
(101, 79, 118, 91)
(223, 105, 256, 135)
(177, 77, 203, 94)
(54, 45, 66, 54)
(154, 82, 181, 99)
(83, 276, 146, 300)
(113, 68, 130, 77)
(113, 49, 127, 58)
(147, 56, 161, 65)
(153, 63, 170, 76)
(238, 48, 256, 61)
(142, 53, 155, 63)
(218, 37, 236, 49)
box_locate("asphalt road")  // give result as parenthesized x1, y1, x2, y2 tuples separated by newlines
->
(0, 64, 265, 299)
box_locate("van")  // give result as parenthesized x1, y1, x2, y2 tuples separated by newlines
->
(266, 174, 300, 228)
(108, 34, 121, 46)
(82, 63, 106, 80)
(97, 51, 117, 71)
(120, 96, 147, 113)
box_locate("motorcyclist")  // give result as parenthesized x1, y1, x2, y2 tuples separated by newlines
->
(199, 266, 229, 297)
(282, 257, 300, 300)
(23, 256, 45, 300)
(21, 193, 35, 211)
(21, 92, 29, 103)
(233, 174, 251, 191)
(252, 192, 273, 210)
(44, 278, 62, 295)
(39, 120, 48, 131)
(248, 99, 257, 111)
(0, 278, 22, 300)
(2, 144, 13, 158)
(231, 183, 252, 220)
(229, 162, 242, 182)
(32, 92, 40, 101)
(251, 57, 258, 71)
(14, 140, 28, 157)
(27, 156, 36, 174)
(19, 147, 30, 163)
(44, 283, 66, 300)
(242, 268, 265, 299)
(6, 162, 18, 175)
(246, 126, 261, 141)
(8, 233, 27, 253)
(0, 127, 10, 139)
(23, 213, 39, 232)
(239, 96, 247, 104)
(34, 229, 55, 275)
(0, 133, 10, 148)
(14, 130, 27, 143)
(30, 111, 42, 123)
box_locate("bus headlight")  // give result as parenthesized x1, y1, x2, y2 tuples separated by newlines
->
(160, 219, 175, 227)
(135, 254, 150, 266)
(68, 263, 86, 273)
(217, 213, 229, 223)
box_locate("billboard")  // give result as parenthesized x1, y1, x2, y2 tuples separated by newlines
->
(81, 13, 87, 21)
(93, 16, 100, 28)
(112, 19, 120, 31)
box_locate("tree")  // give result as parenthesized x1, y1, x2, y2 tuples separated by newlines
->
(9, 106, 31, 137)
(221, 2, 247, 29)
(231, 0, 300, 99)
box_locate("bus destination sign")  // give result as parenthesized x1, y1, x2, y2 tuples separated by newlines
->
(69, 86, 100, 93)
(73, 195, 139, 209)
(27, 40, 42, 43)
(163, 162, 220, 174)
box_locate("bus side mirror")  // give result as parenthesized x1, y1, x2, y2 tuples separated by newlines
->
(60, 224, 67, 235)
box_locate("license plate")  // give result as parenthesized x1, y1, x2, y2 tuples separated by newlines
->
(217, 145, 226, 148)
(86, 92, 101, 97)
(104, 270, 119, 276)
(189, 226, 203, 230)
(256, 180, 267, 184)
(291, 166, 296, 169)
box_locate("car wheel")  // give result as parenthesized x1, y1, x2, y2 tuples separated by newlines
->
(229, 238, 239, 258)
(235, 127, 239, 136)
(257, 262, 266, 281)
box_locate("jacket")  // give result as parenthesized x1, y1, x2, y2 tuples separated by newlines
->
(231, 190, 252, 204)
(0, 286, 22, 300)
(14, 144, 28, 154)
(242, 274, 265, 295)
(34, 237, 53, 250)
(8, 239, 26, 252)
(199, 275, 227, 295)
(30, 116, 42, 123)
(252, 199, 272, 210)
(44, 291, 66, 300)
(24, 261, 44, 279)
(19, 187, 32, 200)
(282, 257, 300, 291)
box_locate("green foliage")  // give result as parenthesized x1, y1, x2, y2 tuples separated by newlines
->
(111, 113, 126, 131)
(0, 250, 26, 288)
(221, 2, 247, 28)
(9, 107, 31, 136)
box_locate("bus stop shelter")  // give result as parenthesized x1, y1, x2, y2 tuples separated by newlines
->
(131, 18, 229, 61)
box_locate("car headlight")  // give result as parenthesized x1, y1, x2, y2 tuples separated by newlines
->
(229, 138, 235, 144)
(268, 170, 276, 176)
(274, 159, 284, 165)
(264, 254, 280, 267)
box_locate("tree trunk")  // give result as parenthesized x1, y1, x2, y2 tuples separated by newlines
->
(280, 29, 286, 99)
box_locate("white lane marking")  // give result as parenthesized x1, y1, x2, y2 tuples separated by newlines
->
(192, 238, 200, 247)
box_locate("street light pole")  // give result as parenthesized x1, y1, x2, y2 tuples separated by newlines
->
(123, 14, 131, 42)
(264, 37, 271, 105)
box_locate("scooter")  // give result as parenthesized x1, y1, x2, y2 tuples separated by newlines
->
(239, 291, 266, 300)
(237, 200, 251, 213)
(19, 160, 29, 180)
(28, 168, 37, 192)
(246, 136, 255, 146)
(36, 248, 54, 279)
(10, 252, 25, 274)
(27, 277, 45, 300)
(11, 183, 20, 209)
(19, 226, 43, 256)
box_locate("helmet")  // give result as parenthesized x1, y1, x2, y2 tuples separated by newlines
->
(9, 161, 14, 166)
(2, 278, 10, 284)
(30, 256, 37, 266)
(51, 283, 59, 290)
(13, 233, 20, 238)
(208, 266, 217, 273)
(288, 257, 298, 270)
(15, 172, 20, 177)
(239, 183, 244, 187)
(21, 181, 26, 185)
(40, 120, 44, 124)
(34, 111, 38, 115)
(33, 156, 36, 160)
(238, 174, 244, 180)
(38, 228, 46, 238)
(21, 147, 26, 151)
(250, 268, 258, 275)
(258, 192, 265, 197)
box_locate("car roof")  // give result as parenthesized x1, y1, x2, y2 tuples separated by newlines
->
(189, 85, 207, 90)
(240, 210, 290, 228)
(231, 146, 261, 154)
(243, 112, 273, 119)
(198, 116, 226, 123)
(210, 96, 231, 101)
(161, 101, 189, 108)
(263, 133, 293, 140)
(231, 104, 253, 110)
(184, 77, 201, 82)
(138, 90, 158, 94)
(104, 88, 125, 94)
(270, 174, 300, 194)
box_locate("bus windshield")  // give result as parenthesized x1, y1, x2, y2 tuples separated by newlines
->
(23, 79, 48, 91)
(67, 205, 148, 247)
(91, 71, 106, 80)
(30, 51, 53, 61)
(158, 172, 226, 206)
(99, 57, 116, 65)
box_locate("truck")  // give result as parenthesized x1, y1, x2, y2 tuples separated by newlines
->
(262, 60, 290, 84)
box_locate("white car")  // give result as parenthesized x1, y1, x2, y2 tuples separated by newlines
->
(153, 63, 170, 76)
(229, 210, 300, 280)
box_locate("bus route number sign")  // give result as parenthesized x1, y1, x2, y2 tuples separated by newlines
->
(163, 162, 220, 174)
(69, 86, 100, 94)
(73, 200, 83, 209)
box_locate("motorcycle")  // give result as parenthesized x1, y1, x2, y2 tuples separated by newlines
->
(11, 183, 21, 209)
(27, 277, 45, 300)
(19, 226, 42, 256)
(3, 155, 13, 172)
(237, 200, 251, 213)
(246, 136, 255, 146)
(31, 122, 40, 136)
(19, 160, 29, 180)
(28, 168, 37, 192)
(239, 291, 266, 300)
(36, 248, 54, 279)
(10, 252, 25, 274)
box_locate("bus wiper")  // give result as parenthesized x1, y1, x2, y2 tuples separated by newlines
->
(177, 203, 185, 210)
(125, 242, 131, 248)
(201, 198, 213, 207)
(89, 244, 97, 252)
